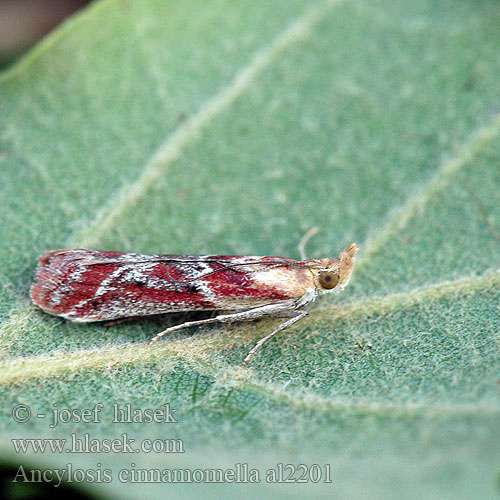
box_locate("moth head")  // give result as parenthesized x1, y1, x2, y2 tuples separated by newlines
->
(312, 243, 358, 294)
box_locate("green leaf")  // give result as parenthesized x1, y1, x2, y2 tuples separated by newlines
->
(1, 0, 499, 498)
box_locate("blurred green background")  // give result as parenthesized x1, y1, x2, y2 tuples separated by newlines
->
(0, 0, 90, 69)
(1, 0, 499, 498)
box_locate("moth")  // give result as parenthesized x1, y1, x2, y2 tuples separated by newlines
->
(31, 242, 358, 366)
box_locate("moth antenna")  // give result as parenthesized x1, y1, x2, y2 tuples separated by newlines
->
(298, 226, 319, 260)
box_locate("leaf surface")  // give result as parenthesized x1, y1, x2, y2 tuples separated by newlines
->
(1, 0, 499, 498)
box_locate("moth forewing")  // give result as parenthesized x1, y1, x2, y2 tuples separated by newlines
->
(31, 243, 358, 366)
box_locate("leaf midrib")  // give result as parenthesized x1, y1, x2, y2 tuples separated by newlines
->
(0, 0, 498, 418)
(1, 270, 497, 386)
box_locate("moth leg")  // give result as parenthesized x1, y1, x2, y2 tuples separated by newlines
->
(149, 300, 296, 345)
(240, 310, 308, 368)
(149, 316, 223, 345)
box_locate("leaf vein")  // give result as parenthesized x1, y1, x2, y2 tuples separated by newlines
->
(1, 270, 497, 383)
(358, 114, 500, 269)
(73, 0, 346, 249)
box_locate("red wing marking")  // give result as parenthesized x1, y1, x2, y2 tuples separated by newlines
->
(31, 249, 308, 321)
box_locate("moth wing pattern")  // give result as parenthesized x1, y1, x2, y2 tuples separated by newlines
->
(31, 243, 358, 366)
(31, 249, 313, 322)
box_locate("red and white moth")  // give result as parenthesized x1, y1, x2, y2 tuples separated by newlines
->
(31, 243, 358, 366)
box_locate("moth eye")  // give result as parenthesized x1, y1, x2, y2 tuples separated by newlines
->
(318, 272, 339, 290)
